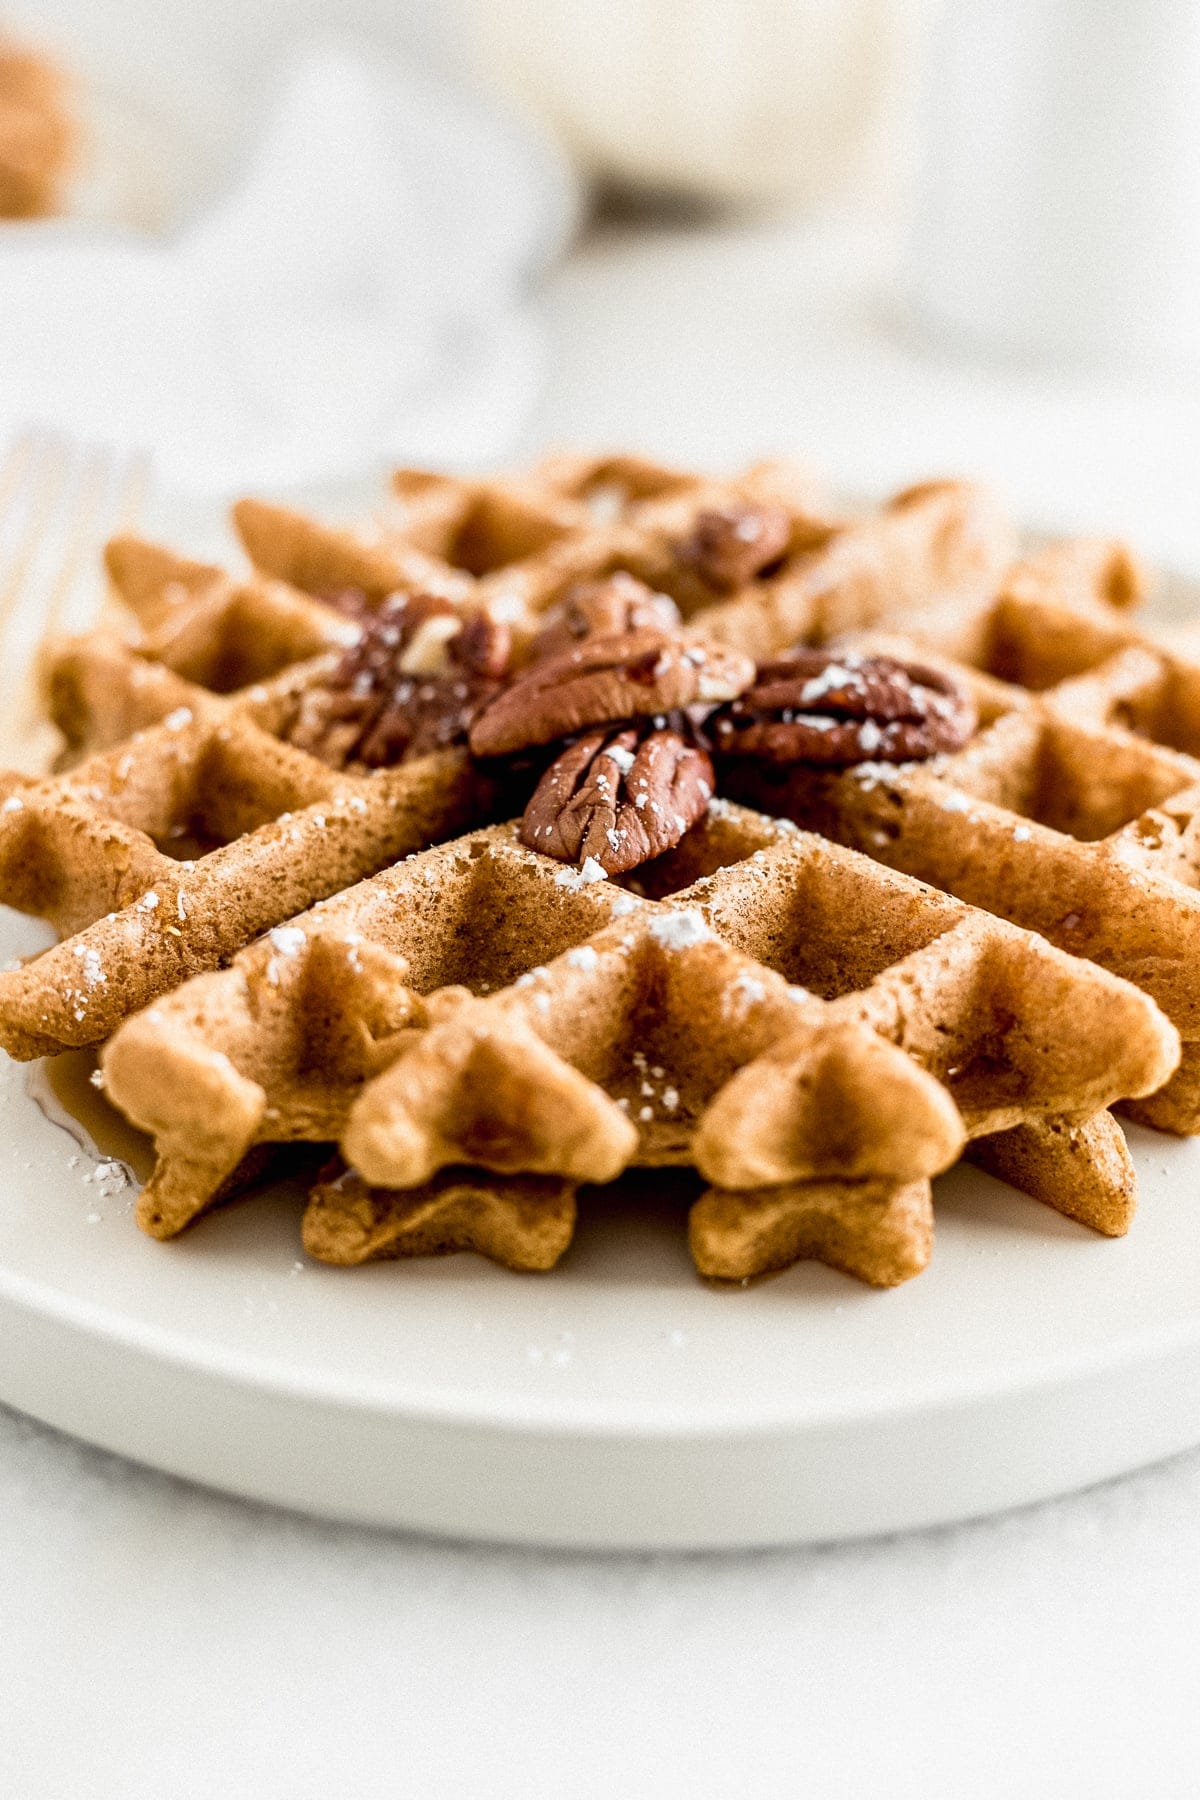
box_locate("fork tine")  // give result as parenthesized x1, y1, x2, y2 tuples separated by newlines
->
(91, 446, 153, 631)
(0, 430, 151, 752)
(44, 443, 151, 639)
(38, 443, 112, 642)
(0, 432, 70, 641)
(54, 442, 154, 640)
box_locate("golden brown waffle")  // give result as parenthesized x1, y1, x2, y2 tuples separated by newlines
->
(718, 539, 1200, 1134)
(0, 36, 73, 218)
(98, 804, 1176, 1284)
(3, 457, 1191, 1288)
(0, 534, 497, 1058)
(49, 533, 358, 753)
(233, 457, 1014, 659)
(8, 457, 1013, 1064)
(233, 454, 821, 611)
(52, 458, 1009, 760)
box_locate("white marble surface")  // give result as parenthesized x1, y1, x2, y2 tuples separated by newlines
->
(4, 1404, 1200, 1799)
(7, 215, 1200, 1797)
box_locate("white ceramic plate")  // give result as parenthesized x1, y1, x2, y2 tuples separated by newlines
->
(4, 573, 1200, 1552)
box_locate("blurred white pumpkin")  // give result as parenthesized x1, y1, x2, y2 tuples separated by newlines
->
(467, 0, 922, 206)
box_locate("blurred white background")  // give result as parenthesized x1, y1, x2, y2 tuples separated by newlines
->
(6, 0, 459, 208)
(4, 0, 1199, 546)
(8, 0, 923, 216)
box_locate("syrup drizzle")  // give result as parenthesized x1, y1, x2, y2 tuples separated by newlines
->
(26, 1049, 153, 1188)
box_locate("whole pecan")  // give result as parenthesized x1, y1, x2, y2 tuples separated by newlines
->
(521, 724, 715, 874)
(673, 502, 792, 590)
(527, 573, 682, 665)
(287, 592, 512, 768)
(469, 630, 754, 758)
(708, 650, 976, 766)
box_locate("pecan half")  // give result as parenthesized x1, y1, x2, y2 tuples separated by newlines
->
(708, 650, 976, 766)
(287, 593, 512, 768)
(673, 502, 792, 590)
(469, 631, 754, 758)
(312, 589, 511, 677)
(315, 585, 376, 623)
(452, 610, 513, 680)
(521, 724, 714, 874)
(527, 573, 682, 665)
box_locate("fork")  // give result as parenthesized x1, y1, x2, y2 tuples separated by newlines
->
(0, 429, 151, 762)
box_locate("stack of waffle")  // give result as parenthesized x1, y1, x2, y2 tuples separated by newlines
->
(0, 453, 1191, 1287)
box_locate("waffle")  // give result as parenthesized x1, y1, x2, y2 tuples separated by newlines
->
(1, 455, 1190, 1287)
(718, 538, 1200, 1133)
(4, 458, 1010, 1059)
(0, 537, 511, 1058)
(232, 459, 1014, 660)
(52, 459, 1010, 759)
(98, 804, 1175, 1283)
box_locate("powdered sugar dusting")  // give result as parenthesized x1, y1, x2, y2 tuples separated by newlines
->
(70, 945, 107, 988)
(799, 662, 856, 704)
(555, 856, 609, 889)
(647, 909, 710, 949)
(726, 969, 766, 1013)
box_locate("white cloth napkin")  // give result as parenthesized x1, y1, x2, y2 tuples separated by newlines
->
(0, 40, 576, 492)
